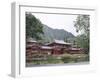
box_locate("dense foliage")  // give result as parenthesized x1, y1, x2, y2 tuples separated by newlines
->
(74, 15, 90, 54)
(26, 13, 44, 40)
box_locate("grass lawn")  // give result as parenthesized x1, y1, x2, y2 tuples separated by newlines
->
(27, 53, 89, 65)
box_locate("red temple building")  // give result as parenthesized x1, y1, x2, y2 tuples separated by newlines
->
(46, 39, 72, 54)
(26, 38, 84, 62)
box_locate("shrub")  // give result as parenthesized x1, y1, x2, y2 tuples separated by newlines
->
(47, 56, 62, 64)
(61, 56, 73, 63)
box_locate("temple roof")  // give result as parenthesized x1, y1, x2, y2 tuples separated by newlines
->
(54, 39, 71, 45)
(41, 46, 52, 49)
(26, 37, 37, 43)
(69, 48, 82, 50)
(45, 39, 72, 45)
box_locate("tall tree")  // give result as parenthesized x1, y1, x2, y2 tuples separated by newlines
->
(74, 15, 90, 53)
(74, 15, 90, 36)
(26, 13, 44, 40)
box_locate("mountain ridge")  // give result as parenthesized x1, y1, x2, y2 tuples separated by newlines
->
(41, 24, 75, 43)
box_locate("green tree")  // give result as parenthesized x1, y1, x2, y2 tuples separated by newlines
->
(26, 13, 44, 40)
(74, 15, 90, 36)
(74, 15, 90, 54)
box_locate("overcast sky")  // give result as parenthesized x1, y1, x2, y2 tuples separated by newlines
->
(32, 13, 78, 36)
